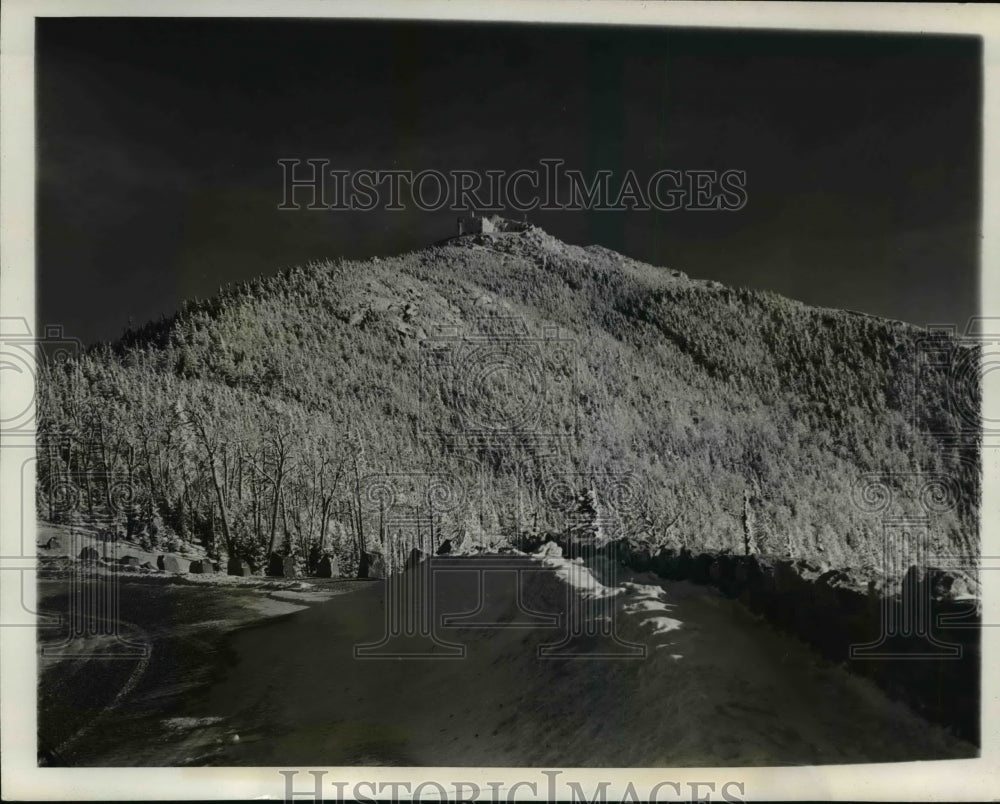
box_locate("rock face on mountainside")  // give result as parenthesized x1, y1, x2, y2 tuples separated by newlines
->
(37, 225, 979, 592)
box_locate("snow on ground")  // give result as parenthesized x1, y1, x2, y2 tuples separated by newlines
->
(37, 521, 208, 567)
(621, 581, 683, 635)
(533, 544, 683, 642)
(162, 716, 224, 732)
(41, 551, 978, 767)
(35, 521, 357, 605)
(535, 554, 622, 599)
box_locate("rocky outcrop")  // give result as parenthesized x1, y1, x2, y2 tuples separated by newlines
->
(79, 546, 100, 562)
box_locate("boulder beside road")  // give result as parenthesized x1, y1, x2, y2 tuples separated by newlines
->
(267, 553, 299, 578)
(316, 555, 340, 578)
(228, 557, 252, 576)
(361, 550, 386, 580)
(405, 548, 426, 570)
(79, 546, 100, 562)
(158, 554, 187, 573)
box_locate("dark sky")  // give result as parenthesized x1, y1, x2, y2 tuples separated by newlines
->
(36, 18, 981, 344)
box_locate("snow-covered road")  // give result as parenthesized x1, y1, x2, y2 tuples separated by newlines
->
(40, 554, 975, 766)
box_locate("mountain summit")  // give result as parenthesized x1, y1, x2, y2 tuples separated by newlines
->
(38, 225, 979, 589)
